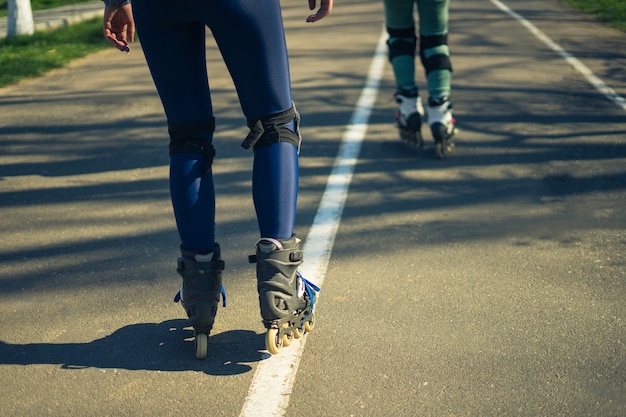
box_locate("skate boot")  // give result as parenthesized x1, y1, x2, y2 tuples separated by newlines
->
(427, 96, 456, 159)
(249, 236, 320, 355)
(173, 244, 226, 359)
(394, 88, 424, 147)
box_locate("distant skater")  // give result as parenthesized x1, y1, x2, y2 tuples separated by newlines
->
(384, 0, 456, 158)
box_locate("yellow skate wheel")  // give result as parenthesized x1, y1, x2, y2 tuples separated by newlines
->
(293, 327, 303, 339)
(282, 332, 293, 347)
(265, 328, 283, 354)
(195, 333, 208, 360)
(304, 316, 315, 333)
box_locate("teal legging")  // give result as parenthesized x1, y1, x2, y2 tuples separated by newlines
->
(384, 0, 452, 99)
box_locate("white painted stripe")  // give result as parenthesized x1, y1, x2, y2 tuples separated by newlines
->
(238, 28, 389, 417)
(490, 0, 626, 112)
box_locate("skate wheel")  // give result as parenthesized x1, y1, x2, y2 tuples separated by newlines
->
(399, 129, 423, 147)
(282, 332, 293, 347)
(265, 328, 282, 355)
(304, 316, 315, 333)
(195, 333, 208, 360)
(293, 327, 303, 339)
(435, 143, 446, 159)
(436, 139, 455, 159)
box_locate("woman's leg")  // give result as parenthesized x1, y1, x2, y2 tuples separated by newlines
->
(132, 0, 216, 253)
(208, 0, 298, 240)
(384, 0, 417, 91)
(416, 0, 452, 99)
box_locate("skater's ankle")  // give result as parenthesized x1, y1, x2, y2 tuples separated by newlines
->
(180, 243, 221, 262)
(396, 86, 418, 98)
(194, 252, 214, 262)
(256, 235, 300, 253)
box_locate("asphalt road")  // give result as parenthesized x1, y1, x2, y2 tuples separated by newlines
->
(1, 0, 624, 416)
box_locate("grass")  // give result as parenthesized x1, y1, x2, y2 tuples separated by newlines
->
(0, 16, 109, 87)
(0, 0, 94, 17)
(562, 0, 626, 31)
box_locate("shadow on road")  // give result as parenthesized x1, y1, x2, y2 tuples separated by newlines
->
(0, 319, 268, 376)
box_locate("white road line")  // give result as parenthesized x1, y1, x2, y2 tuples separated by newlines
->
(238, 27, 389, 417)
(491, 0, 626, 112)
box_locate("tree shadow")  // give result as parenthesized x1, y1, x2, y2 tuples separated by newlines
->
(0, 319, 269, 376)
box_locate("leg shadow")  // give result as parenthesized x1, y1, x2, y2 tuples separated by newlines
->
(0, 319, 269, 376)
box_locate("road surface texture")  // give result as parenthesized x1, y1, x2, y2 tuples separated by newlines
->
(1, 0, 624, 416)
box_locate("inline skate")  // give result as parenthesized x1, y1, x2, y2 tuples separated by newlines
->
(174, 243, 226, 359)
(394, 88, 424, 148)
(427, 96, 456, 159)
(249, 236, 319, 354)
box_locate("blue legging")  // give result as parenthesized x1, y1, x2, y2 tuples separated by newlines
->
(132, 0, 298, 252)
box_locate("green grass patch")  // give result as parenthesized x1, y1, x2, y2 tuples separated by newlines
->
(562, 0, 626, 31)
(0, 16, 109, 88)
(0, 0, 95, 17)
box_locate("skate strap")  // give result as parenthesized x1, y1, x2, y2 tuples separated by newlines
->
(302, 276, 320, 293)
(241, 105, 301, 151)
(173, 285, 227, 308)
(298, 272, 320, 311)
(221, 285, 227, 307)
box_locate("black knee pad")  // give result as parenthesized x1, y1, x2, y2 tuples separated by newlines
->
(419, 34, 452, 75)
(241, 105, 302, 152)
(386, 26, 417, 61)
(168, 118, 216, 174)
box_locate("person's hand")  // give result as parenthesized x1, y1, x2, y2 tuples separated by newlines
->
(306, 0, 333, 22)
(104, 4, 135, 53)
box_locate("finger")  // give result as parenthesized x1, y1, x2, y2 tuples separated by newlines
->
(126, 22, 136, 43)
(308, 0, 315, 11)
(117, 25, 128, 43)
(105, 35, 131, 53)
(306, 0, 332, 22)
(306, 9, 329, 22)
(121, 5, 136, 43)
(103, 6, 118, 32)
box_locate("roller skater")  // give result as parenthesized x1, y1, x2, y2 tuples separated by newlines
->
(173, 244, 226, 359)
(249, 236, 319, 354)
(384, 0, 456, 158)
(101, 0, 332, 359)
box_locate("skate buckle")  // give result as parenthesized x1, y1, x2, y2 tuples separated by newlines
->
(173, 285, 227, 308)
